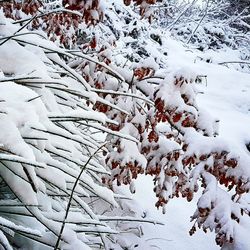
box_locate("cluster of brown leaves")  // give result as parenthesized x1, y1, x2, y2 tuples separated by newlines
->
(124, 0, 157, 21)
(103, 157, 144, 189)
(0, 0, 41, 20)
(0, 0, 104, 47)
(124, 0, 156, 6)
(134, 67, 154, 80)
(62, 0, 103, 24)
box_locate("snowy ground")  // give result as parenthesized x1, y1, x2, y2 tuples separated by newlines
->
(125, 38, 250, 250)
(133, 175, 218, 250)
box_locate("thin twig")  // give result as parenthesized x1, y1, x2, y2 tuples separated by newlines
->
(168, 0, 198, 30)
(218, 61, 250, 65)
(187, 0, 210, 44)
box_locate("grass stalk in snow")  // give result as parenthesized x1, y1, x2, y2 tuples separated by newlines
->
(0, 14, 38, 46)
(98, 216, 164, 226)
(92, 88, 154, 106)
(0, 154, 45, 169)
(218, 61, 250, 65)
(54, 143, 107, 250)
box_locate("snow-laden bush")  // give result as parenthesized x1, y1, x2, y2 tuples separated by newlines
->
(172, 22, 237, 50)
(0, 5, 164, 249)
(158, 0, 250, 73)
(0, 0, 249, 249)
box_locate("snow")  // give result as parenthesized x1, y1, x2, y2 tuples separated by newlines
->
(0, 230, 12, 250)
(118, 123, 147, 168)
(0, 41, 49, 78)
(0, 1, 249, 249)
(125, 33, 250, 250)
(0, 215, 41, 236)
(0, 82, 48, 160)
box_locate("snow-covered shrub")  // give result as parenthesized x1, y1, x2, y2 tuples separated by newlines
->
(0, 3, 162, 249)
(93, 3, 250, 248)
(159, 0, 250, 72)
(0, 0, 249, 249)
(172, 22, 237, 51)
